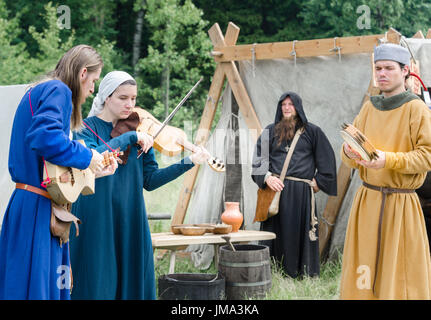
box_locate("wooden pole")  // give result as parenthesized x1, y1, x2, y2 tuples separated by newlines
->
(222, 62, 262, 138)
(212, 34, 385, 63)
(209, 23, 262, 135)
(413, 30, 425, 39)
(171, 22, 241, 226)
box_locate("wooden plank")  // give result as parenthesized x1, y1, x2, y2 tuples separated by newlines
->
(319, 163, 353, 257)
(195, 64, 226, 145)
(386, 27, 401, 44)
(171, 22, 240, 226)
(213, 34, 385, 62)
(208, 23, 225, 48)
(171, 64, 226, 226)
(413, 30, 425, 39)
(427, 29, 431, 39)
(152, 230, 276, 248)
(209, 23, 262, 138)
(224, 22, 240, 46)
(222, 61, 262, 139)
(208, 22, 241, 49)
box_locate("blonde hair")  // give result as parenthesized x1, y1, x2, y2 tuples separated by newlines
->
(49, 45, 103, 130)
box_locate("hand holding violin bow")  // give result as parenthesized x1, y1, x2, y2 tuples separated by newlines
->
(137, 131, 154, 154)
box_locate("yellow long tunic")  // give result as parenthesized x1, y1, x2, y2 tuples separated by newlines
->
(340, 97, 431, 300)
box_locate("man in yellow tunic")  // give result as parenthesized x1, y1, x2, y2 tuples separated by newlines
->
(340, 43, 431, 299)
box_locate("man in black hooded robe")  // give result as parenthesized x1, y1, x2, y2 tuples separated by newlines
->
(252, 91, 337, 278)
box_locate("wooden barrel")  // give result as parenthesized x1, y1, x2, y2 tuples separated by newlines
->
(218, 244, 271, 300)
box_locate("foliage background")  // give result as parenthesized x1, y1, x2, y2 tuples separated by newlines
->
(1, 0, 431, 127)
(2, 0, 430, 299)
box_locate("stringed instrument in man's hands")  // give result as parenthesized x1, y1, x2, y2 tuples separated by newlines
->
(44, 140, 123, 205)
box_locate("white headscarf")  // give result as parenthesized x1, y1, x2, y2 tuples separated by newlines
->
(88, 70, 135, 117)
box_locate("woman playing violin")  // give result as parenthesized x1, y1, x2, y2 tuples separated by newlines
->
(69, 70, 210, 300)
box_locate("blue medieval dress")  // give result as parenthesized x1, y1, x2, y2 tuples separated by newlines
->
(0, 80, 92, 299)
(69, 116, 194, 300)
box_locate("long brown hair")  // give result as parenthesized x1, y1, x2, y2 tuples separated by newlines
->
(50, 45, 103, 130)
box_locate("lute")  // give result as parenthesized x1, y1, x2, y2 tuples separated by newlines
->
(44, 140, 123, 205)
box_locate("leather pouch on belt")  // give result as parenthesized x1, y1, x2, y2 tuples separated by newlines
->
(50, 202, 81, 247)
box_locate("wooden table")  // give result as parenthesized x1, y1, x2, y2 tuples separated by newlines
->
(152, 230, 276, 273)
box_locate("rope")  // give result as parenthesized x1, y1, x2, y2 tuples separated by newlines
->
(378, 32, 388, 44)
(329, 37, 342, 62)
(251, 43, 257, 78)
(400, 36, 417, 64)
(290, 40, 297, 67)
(321, 216, 335, 227)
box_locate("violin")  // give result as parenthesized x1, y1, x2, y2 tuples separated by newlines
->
(133, 107, 225, 172)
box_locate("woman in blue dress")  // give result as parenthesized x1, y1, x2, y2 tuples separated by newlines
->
(0, 45, 118, 300)
(69, 71, 209, 300)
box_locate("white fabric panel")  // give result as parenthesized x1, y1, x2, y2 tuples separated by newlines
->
(0, 84, 28, 229)
(186, 85, 231, 269)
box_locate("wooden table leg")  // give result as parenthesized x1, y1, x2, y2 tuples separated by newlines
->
(169, 250, 176, 274)
(214, 244, 219, 268)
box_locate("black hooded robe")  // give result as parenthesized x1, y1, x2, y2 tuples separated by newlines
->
(252, 92, 337, 278)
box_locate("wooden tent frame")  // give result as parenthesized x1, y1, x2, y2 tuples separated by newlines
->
(171, 22, 431, 256)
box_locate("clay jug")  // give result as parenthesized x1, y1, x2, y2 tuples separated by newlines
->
(221, 202, 243, 232)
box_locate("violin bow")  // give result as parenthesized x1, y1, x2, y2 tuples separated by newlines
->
(153, 77, 203, 139)
(137, 77, 203, 158)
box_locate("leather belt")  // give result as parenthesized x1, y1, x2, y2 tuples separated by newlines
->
(362, 181, 415, 295)
(16, 183, 51, 200)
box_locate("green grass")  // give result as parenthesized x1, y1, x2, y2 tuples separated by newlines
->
(153, 251, 342, 300)
(147, 153, 342, 300)
(262, 256, 342, 300)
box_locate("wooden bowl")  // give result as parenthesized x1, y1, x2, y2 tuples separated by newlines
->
(194, 223, 216, 233)
(180, 226, 207, 236)
(213, 224, 232, 234)
(171, 224, 193, 234)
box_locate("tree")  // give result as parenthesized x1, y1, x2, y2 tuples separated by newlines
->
(0, 0, 33, 84)
(135, 0, 214, 129)
(28, 2, 75, 77)
(298, 0, 431, 38)
(0, 1, 122, 116)
(194, 0, 305, 43)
